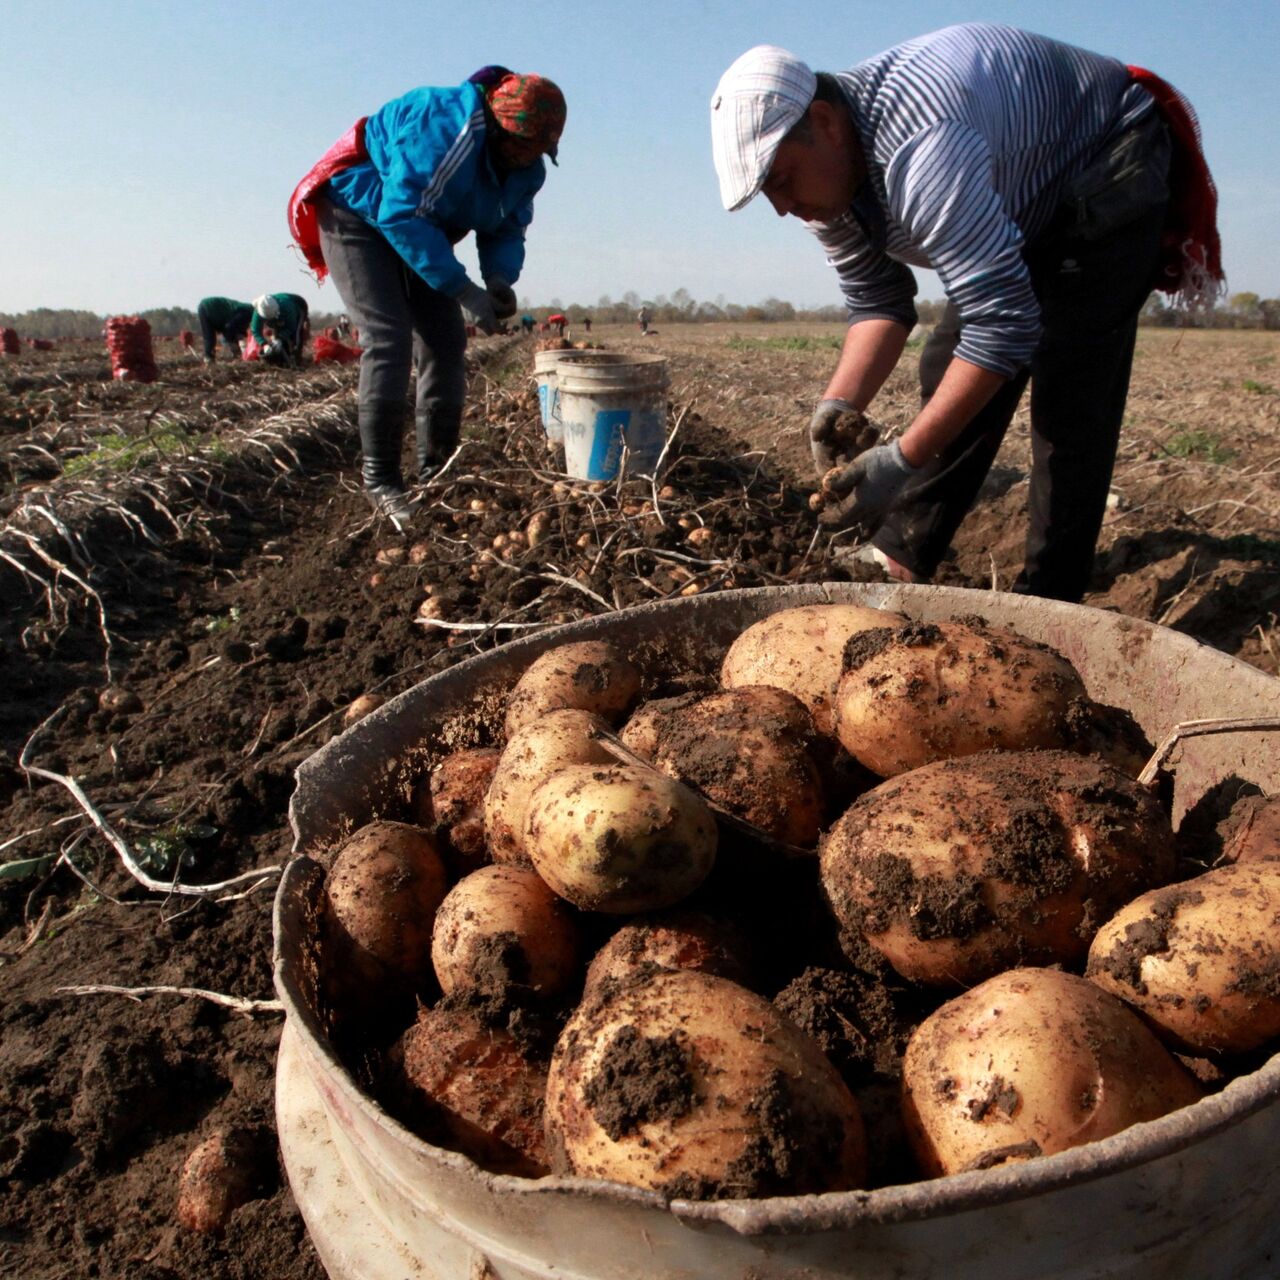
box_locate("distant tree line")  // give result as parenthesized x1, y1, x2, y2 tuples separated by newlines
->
(5, 290, 1278, 339)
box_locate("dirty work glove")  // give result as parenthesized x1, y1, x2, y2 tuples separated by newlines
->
(453, 280, 498, 335)
(809, 398, 857, 476)
(485, 276, 518, 321)
(819, 440, 920, 536)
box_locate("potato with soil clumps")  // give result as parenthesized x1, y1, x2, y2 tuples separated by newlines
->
(1221, 794, 1280, 865)
(545, 968, 866, 1197)
(432, 864, 582, 998)
(524, 764, 717, 913)
(484, 709, 614, 867)
(1086, 861, 1280, 1054)
(820, 750, 1174, 986)
(902, 968, 1200, 1177)
(387, 996, 551, 1176)
(324, 820, 449, 996)
(834, 619, 1087, 776)
(412, 746, 500, 876)
(620, 686, 825, 847)
(584, 910, 750, 995)
(176, 1127, 275, 1235)
(721, 603, 906, 737)
(504, 640, 641, 739)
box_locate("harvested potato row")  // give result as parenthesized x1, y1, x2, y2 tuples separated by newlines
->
(432, 865, 582, 999)
(902, 968, 1201, 1176)
(545, 967, 866, 1198)
(504, 640, 641, 739)
(620, 686, 825, 847)
(1087, 861, 1280, 1054)
(720, 603, 907, 736)
(524, 763, 717, 913)
(484, 709, 614, 867)
(820, 750, 1174, 986)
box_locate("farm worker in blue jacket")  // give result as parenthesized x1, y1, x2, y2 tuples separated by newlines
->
(288, 67, 566, 532)
(251, 293, 310, 367)
(196, 296, 253, 361)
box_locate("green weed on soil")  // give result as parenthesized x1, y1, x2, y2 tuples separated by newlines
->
(1166, 429, 1236, 464)
(727, 335, 844, 353)
(63, 425, 228, 477)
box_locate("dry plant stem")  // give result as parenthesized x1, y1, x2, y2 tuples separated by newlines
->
(53, 984, 284, 1017)
(19, 706, 282, 900)
(1138, 716, 1280, 788)
(590, 726, 812, 859)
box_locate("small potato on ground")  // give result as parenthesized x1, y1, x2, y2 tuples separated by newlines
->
(902, 968, 1200, 1177)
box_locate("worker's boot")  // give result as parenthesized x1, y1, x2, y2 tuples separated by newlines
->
(359, 400, 414, 534)
(415, 403, 463, 482)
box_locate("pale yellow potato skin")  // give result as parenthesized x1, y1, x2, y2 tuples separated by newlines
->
(431, 864, 581, 997)
(545, 968, 866, 1196)
(1087, 861, 1280, 1053)
(720, 604, 906, 737)
(833, 620, 1086, 777)
(483, 709, 614, 867)
(503, 640, 641, 739)
(524, 763, 717, 913)
(902, 968, 1200, 1177)
(820, 751, 1174, 986)
(323, 820, 449, 991)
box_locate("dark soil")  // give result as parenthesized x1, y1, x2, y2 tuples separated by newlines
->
(1, 324, 1277, 1275)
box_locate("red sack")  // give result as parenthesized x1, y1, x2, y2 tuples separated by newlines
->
(104, 316, 158, 382)
(0, 328, 20, 355)
(179, 328, 196, 351)
(287, 117, 369, 281)
(312, 334, 363, 364)
(242, 333, 262, 362)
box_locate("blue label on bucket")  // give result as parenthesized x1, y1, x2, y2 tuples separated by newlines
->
(587, 410, 629, 479)
(537, 383, 552, 428)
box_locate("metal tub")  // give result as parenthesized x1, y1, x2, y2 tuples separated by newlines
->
(275, 584, 1280, 1279)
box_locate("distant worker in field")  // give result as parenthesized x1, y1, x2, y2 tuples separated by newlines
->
(637, 304, 651, 335)
(712, 25, 1221, 602)
(196, 296, 253, 361)
(547, 312, 568, 336)
(251, 293, 310, 367)
(287, 65, 566, 532)
(520, 313, 536, 334)
(582, 315, 592, 334)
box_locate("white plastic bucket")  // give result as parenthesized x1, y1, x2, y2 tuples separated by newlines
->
(277, 583, 1280, 1280)
(557, 355, 669, 480)
(531, 351, 631, 443)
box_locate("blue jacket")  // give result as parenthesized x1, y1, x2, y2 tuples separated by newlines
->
(326, 83, 545, 297)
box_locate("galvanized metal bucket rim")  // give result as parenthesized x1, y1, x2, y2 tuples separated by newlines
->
(276, 582, 1280, 1239)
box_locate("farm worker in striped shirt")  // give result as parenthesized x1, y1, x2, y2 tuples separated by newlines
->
(712, 25, 1221, 602)
(288, 66, 566, 533)
(196, 296, 253, 362)
(250, 293, 310, 367)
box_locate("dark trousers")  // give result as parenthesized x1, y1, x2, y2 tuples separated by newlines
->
(314, 198, 466, 419)
(196, 301, 247, 359)
(874, 199, 1168, 603)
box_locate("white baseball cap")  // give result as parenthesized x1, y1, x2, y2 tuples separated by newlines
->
(711, 45, 817, 212)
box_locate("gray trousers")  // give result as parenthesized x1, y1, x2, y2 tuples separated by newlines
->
(315, 197, 466, 421)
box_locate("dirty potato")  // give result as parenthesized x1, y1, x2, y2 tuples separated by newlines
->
(504, 641, 641, 739)
(412, 746, 500, 876)
(583, 910, 750, 995)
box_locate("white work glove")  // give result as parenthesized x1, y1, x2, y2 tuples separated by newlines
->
(485, 276, 518, 321)
(454, 280, 498, 335)
(819, 440, 920, 535)
(808, 398, 857, 476)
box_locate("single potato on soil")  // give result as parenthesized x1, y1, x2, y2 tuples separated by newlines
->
(1087, 861, 1280, 1054)
(902, 968, 1200, 1177)
(820, 750, 1174, 986)
(545, 967, 866, 1198)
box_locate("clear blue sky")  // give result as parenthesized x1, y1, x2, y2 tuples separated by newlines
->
(4, 0, 1276, 314)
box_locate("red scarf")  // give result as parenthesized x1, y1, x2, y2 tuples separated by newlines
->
(287, 117, 370, 281)
(1127, 66, 1224, 305)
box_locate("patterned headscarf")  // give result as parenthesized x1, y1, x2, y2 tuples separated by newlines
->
(485, 73, 566, 163)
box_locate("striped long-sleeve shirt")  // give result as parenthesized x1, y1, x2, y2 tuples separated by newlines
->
(812, 24, 1155, 376)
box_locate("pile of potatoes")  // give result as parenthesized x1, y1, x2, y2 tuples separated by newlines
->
(319, 608, 1280, 1198)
